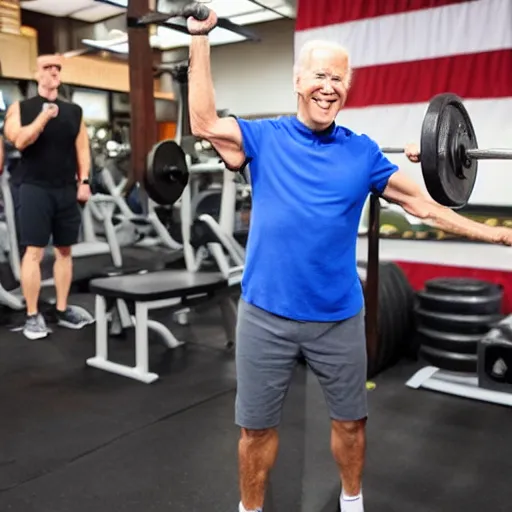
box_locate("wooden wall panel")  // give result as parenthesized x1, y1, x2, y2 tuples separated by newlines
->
(0, 33, 173, 100)
(61, 55, 129, 92)
(0, 31, 37, 79)
(60, 56, 173, 99)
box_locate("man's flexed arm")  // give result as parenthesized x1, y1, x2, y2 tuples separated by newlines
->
(4, 102, 54, 151)
(188, 12, 245, 169)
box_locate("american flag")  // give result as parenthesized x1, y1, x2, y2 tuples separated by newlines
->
(294, 0, 512, 206)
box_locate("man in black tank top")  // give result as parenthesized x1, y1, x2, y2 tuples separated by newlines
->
(4, 54, 92, 339)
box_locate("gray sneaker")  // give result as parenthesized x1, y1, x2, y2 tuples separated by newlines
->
(23, 313, 50, 340)
(56, 307, 91, 330)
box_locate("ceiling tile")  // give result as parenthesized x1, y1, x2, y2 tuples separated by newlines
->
(21, 0, 94, 17)
(71, 4, 125, 22)
(156, 24, 245, 49)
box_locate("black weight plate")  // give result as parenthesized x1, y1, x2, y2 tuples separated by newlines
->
(388, 264, 415, 355)
(417, 289, 503, 315)
(415, 308, 503, 335)
(425, 277, 500, 297)
(417, 326, 481, 354)
(381, 263, 405, 370)
(420, 93, 478, 209)
(376, 263, 395, 373)
(362, 272, 387, 379)
(419, 345, 477, 373)
(145, 140, 189, 205)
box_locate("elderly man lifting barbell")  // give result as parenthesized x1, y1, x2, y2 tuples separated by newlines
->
(183, 6, 512, 512)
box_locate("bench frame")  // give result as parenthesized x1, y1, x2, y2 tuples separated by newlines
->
(86, 287, 238, 384)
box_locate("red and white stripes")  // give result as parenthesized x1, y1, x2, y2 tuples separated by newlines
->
(295, 0, 512, 205)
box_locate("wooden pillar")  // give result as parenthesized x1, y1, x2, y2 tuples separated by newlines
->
(127, 0, 157, 195)
(365, 194, 380, 378)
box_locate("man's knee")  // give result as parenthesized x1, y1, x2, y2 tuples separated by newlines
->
(332, 418, 367, 437)
(240, 427, 277, 444)
(54, 246, 72, 259)
(22, 246, 44, 263)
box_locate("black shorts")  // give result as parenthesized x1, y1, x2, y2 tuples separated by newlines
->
(19, 183, 81, 248)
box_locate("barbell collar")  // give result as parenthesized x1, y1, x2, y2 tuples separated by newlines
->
(465, 148, 512, 160)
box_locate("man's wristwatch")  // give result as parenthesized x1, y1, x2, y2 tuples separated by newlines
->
(80, 178, 90, 186)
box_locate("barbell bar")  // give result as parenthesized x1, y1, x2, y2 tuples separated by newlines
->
(132, 2, 209, 26)
(382, 147, 512, 160)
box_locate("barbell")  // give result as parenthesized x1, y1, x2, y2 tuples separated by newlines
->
(142, 92, 512, 209)
(380, 93, 512, 209)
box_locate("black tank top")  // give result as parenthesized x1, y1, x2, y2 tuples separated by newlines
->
(17, 96, 82, 187)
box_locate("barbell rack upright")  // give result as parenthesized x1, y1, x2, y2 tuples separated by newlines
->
(365, 194, 380, 378)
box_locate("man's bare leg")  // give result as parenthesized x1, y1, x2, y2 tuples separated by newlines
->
(21, 246, 44, 315)
(239, 427, 279, 511)
(331, 418, 367, 511)
(53, 246, 72, 312)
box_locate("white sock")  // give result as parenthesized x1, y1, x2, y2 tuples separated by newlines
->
(239, 501, 262, 512)
(340, 492, 364, 512)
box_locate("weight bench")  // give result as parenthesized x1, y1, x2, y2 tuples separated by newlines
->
(87, 269, 236, 383)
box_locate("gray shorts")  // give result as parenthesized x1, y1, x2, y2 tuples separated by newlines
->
(235, 299, 368, 429)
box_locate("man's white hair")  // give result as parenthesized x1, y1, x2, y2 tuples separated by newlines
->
(294, 40, 353, 90)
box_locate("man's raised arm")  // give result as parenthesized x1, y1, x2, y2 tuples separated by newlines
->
(4, 102, 54, 151)
(188, 12, 245, 169)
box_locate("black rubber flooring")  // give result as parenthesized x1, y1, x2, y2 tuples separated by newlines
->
(0, 298, 511, 512)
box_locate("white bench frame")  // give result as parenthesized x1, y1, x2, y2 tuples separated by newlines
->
(86, 285, 239, 384)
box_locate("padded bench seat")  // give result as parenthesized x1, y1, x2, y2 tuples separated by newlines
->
(89, 269, 228, 302)
(86, 270, 236, 384)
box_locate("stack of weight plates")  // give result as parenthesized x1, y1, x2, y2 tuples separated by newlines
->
(415, 278, 504, 373)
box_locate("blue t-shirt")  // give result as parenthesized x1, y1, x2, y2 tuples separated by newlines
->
(237, 115, 398, 322)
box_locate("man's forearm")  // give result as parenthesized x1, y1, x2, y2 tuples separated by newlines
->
(426, 202, 495, 243)
(189, 35, 218, 133)
(77, 158, 90, 182)
(12, 114, 49, 151)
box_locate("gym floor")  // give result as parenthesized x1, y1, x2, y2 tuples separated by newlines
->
(0, 293, 511, 512)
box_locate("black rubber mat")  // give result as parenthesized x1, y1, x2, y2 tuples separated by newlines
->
(0, 320, 237, 493)
(1, 302, 512, 512)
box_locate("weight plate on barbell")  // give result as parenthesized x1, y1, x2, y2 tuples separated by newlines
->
(420, 93, 478, 209)
(145, 140, 189, 205)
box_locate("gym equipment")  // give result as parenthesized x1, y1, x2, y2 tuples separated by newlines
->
(86, 269, 236, 383)
(357, 261, 415, 378)
(416, 279, 504, 315)
(91, 163, 184, 252)
(478, 315, 512, 393)
(407, 279, 512, 408)
(135, 2, 209, 25)
(145, 140, 189, 206)
(416, 309, 503, 335)
(414, 277, 503, 373)
(381, 92, 512, 209)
